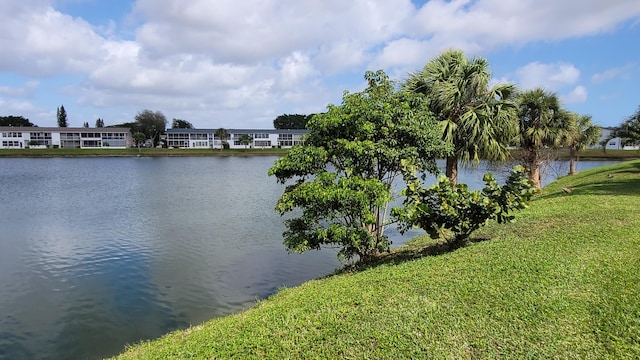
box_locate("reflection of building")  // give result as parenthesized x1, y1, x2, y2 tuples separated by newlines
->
(0, 127, 132, 149)
(165, 128, 307, 149)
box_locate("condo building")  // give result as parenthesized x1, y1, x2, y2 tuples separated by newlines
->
(164, 128, 307, 149)
(0, 127, 133, 149)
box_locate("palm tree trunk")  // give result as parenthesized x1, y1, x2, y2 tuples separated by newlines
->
(446, 156, 458, 185)
(527, 148, 542, 189)
(568, 146, 577, 175)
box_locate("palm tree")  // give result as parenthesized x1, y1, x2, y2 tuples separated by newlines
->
(516, 88, 570, 189)
(566, 114, 600, 175)
(611, 105, 640, 149)
(404, 49, 518, 185)
(214, 128, 229, 150)
(238, 134, 253, 151)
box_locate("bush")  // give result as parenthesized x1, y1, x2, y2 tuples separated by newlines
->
(394, 165, 535, 247)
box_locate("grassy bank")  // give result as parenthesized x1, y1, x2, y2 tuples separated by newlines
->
(113, 160, 640, 359)
(0, 147, 637, 160)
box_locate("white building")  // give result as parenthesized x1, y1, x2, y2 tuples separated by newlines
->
(165, 128, 307, 149)
(597, 126, 639, 150)
(0, 127, 132, 149)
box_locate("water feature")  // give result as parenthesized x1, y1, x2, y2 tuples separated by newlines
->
(0, 156, 618, 359)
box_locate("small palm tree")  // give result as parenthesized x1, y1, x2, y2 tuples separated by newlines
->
(214, 128, 229, 150)
(404, 49, 518, 185)
(611, 106, 640, 149)
(566, 114, 600, 175)
(517, 88, 571, 189)
(238, 134, 253, 151)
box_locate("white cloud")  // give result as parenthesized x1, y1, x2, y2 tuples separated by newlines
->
(1, 0, 640, 128)
(592, 63, 635, 83)
(411, 0, 640, 52)
(0, 81, 39, 98)
(514, 62, 580, 91)
(561, 85, 588, 104)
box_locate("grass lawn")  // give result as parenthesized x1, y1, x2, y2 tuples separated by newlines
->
(114, 160, 640, 359)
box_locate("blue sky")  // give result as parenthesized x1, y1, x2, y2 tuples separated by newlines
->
(1, 0, 639, 129)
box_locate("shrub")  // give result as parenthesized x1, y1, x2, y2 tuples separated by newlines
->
(394, 165, 535, 247)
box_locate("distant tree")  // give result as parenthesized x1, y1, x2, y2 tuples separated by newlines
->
(566, 114, 600, 175)
(171, 118, 194, 129)
(611, 105, 640, 148)
(95, 118, 104, 128)
(516, 88, 571, 189)
(269, 70, 448, 261)
(57, 105, 68, 127)
(0, 115, 35, 127)
(404, 49, 518, 185)
(273, 114, 313, 129)
(83, 121, 89, 128)
(132, 132, 146, 148)
(134, 110, 167, 147)
(214, 128, 229, 150)
(238, 134, 253, 151)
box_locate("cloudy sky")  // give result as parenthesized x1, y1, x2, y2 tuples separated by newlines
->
(1, 0, 639, 129)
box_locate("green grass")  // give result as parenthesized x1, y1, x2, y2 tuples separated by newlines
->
(114, 160, 640, 359)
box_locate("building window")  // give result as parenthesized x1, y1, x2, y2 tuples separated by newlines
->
(2, 141, 21, 147)
(278, 133, 293, 147)
(254, 140, 271, 147)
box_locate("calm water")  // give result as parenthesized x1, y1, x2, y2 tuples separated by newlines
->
(0, 157, 617, 359)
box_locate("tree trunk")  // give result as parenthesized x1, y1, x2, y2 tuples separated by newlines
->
(568, 146, 577, 175)
(526, 149, 542, 190)
(445, 156, 459, 186)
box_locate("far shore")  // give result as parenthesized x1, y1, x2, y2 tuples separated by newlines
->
(0, 147, 637, 161)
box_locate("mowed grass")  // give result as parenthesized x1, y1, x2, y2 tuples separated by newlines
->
(114, 160, 640, 359)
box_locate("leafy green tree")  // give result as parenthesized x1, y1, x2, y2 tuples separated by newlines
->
(214, 128, 229, 150)
(394, 164, 535, 248)
(57, 105, 68, 127)
(238, 134, 253, 151)
(268, 70, 448, 261)
(566, 114, 600, 175)
(108, 121, 139, 131)
(0, 116, 35, 127)
(273, 114, 314, 129)
(404, 49, 518, 185)
(171, 118, 194, 129)
(132, 132, 146, 148)
(611, 106, 640, 148)
(95, 118, 104, 128)
(134, 110, 167, 147)
(83, 121, 89, 128)
(517, 88, 570, 189)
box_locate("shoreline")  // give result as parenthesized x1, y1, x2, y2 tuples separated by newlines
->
(0, 148, 638, 160)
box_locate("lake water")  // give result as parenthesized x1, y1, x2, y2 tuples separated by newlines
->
(0, 157, 617, 359)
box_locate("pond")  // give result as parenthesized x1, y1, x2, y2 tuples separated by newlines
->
(0, 157, 617, 359)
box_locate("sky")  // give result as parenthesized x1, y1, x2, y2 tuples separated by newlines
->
(1, 0, 639, 129)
